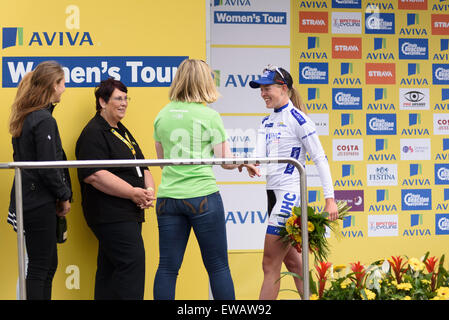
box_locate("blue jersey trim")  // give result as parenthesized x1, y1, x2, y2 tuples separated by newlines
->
(290, 108, 306, 125)
(274, 103, 289, 113)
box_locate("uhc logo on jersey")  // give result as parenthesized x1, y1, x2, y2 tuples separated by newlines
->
(399, 38, 428, 60)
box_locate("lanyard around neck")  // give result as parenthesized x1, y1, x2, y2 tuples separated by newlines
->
(110, 128, 136, 157)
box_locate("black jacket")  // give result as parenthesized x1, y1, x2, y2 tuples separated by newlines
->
(75, 113, 147, 226)
(9, 104, 72, 213)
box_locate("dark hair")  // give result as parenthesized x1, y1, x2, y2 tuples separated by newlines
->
(273, 67, 306, 114)
(95, 78, 127, 111)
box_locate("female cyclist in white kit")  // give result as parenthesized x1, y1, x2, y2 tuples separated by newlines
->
(250, 65, 338, 300)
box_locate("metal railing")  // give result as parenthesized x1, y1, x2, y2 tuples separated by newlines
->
(0, 157, 309, 300)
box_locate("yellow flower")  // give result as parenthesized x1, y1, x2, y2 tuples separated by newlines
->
(310, 294, 319, 300)
(408, 257, 425, 272)
(293, 233, 302, 244)
(421, 279, 431, 285)
(402, 296, 411, 300)
(333, 265, 346, 273)
(308, 221, 315, 232)
(363, 289, 376, 300)
(436, 287, 449, 300)
(396, 282, 412, 291)
(340, 278, 351, 289)
(286, 215, 296, 228)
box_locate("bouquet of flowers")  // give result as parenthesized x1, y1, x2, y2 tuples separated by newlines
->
(279, 201, 351, 262)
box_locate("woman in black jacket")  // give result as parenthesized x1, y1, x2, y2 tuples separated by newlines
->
(8, 61, 72, 300)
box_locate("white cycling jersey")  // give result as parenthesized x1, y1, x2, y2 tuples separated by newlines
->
(255, 100, 334, 199)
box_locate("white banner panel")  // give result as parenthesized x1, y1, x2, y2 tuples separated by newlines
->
(219, 183, 267, 250)
(210, 47, 290, 114)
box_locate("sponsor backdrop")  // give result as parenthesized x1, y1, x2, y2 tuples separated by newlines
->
(0, 0, 207, 299)
(211, 0, 449, 299)
(1, 0, 448, 301)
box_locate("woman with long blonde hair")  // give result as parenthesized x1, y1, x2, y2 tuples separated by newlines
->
(250, 65, 338, 300)
(8, 61, 72, 300)
(153, 59, 259, 299)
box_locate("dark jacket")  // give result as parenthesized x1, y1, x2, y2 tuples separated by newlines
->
(75, 113, 147, 226)
(8, 104, 72, 214)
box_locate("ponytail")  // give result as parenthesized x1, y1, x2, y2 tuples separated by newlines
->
(289, 86, 307, 114)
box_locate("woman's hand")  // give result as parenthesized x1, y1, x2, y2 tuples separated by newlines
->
(56, 200, 71, 217)
(238, 164, 261, 178)
(324, 198, 338, 221)
(131, 187, 155, 209)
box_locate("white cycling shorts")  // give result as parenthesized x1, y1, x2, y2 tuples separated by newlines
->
(266, 189, 300, 236)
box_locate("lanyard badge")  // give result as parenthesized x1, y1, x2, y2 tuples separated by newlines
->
(110, 128, 142, 177)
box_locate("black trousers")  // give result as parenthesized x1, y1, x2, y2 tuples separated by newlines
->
(90, 221, 145, 300)
(23, 202, 58, 300)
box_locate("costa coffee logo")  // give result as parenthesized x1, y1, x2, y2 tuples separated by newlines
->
(332, 37, 362, 59)
(299, 11, 328, 33)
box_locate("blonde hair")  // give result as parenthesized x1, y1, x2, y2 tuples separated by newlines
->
(289, 86, 307, 114)
(9, 61, 65, 137)
(169, 59, 220, 104)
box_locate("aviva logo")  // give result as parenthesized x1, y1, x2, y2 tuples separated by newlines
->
(402, 214, 431, 237)
(2, 27, 93, 49)
(214, 0, 251, 5)
(342, 216, 363, 237)
(2, 27, 23, 49)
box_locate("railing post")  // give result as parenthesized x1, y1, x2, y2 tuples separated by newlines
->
(15, 167, 27, 300)
(296, 162, 309, 300)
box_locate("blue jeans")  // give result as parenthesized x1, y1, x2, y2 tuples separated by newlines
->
(153, 191, 235, 300)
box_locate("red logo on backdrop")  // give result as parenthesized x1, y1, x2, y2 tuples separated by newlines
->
(432, 14, 449, 35)
(398, 0, 427, 10)
(299, 12, 328, 33)
(365, 63, 396, 84)
(332, 38, 362, 59)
